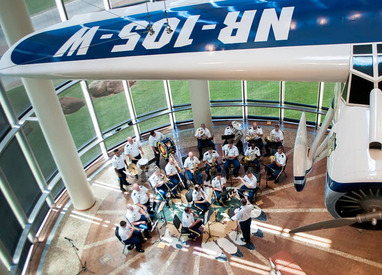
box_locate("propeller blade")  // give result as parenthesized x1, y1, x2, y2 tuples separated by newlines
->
(289, 217, 357, 234)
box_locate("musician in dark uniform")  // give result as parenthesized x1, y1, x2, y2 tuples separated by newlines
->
(192, 184, 210, 214)
(233, 197, 254, 249)
(111, 148, 130, 192)
(195, 123, 215, 159)
(203, 147, 221, 182)
(265, 146, 286, 183)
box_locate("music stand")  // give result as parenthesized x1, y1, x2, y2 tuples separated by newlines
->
(228, 208, 241, 241)
(64, 238, 94, 275)
(204, 208, 222, 243)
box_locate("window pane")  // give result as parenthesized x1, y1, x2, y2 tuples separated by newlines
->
(285, 82, 318, 106)
(0, 190, 23, 256)
(105, 127, 135, 150)
(131, 80, 167, 116)
(23, 121, 57, 180)
(210, 81, 242, 100)
(323, 83, 336, 109)
(170, 81, 190, 105)
(0, 138, 41, 216)
(248, 107, 278, 118)
(26, 0, 61, 30)
(51, 179, 65, 199)
(2, 78, 31, 116)
(212, 106, 242, 117)
(284, 110, 316, 122)
(247, 81, 279, 101)
(80, 145, 102, 166)
(0, 102, 10, 140)
(110, 0, 145, 9)
(138, 115, 170, 133)
(58, 83, 96, 148)
(65, 0, 104, 20)
(175, 110, 193, 122)
(88, 80, 131, 132)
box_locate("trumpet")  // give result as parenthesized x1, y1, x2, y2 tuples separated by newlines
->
(169, 153, 186, 189)
(245, 133, 257, 142)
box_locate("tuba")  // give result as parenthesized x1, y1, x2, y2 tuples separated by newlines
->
(231, 121, 243, 145)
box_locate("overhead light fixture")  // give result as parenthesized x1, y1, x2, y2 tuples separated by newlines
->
(164, 0, 173, 34)
(145, 1, 155, 36)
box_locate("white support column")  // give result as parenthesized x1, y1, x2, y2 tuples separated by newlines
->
(0, 0, 95, 210)
(242, 80, 247, 120)
(188, 80, 212, 131)
(54, 0, 68, 22)
(280, 81, 285, 123)
(164, 80, 175, 128)
(80, 81, 108, 159)
(317, 82, 325, 128)
(122, 81, 140, 138)
(103, 0, 111, 10)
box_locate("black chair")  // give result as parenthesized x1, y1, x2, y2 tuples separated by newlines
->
(173, 214, 190, 241)
(115, 226, 134, 255)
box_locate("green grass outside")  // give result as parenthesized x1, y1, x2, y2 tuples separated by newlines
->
(25, 0, 71, 15)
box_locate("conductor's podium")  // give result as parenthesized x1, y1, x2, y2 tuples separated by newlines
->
(269, 250, 306, 275)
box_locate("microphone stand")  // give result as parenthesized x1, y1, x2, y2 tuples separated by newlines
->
(64, 237, 94, 274)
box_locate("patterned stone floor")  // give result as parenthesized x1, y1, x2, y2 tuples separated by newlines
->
(37, 121, 382, 275)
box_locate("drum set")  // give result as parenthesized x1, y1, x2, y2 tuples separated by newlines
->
(157, 137, 176, 160)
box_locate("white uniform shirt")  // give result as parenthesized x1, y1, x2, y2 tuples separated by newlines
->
(224, 126, 234, 136)
(203, 150, 219, 164)
(243, 174, 257, 188)
(131, 186, 149, 205)
(212, 177, 226, 190)
(192, 189, 205, 202)
(182, 211, 194, 228)
(275, 152, 286, 167)
(222, 144, 239, 158)
(118, 225, 133, 241)
(149, 173, 163, 188)
(248, 126, 263, 140)
(149, 132, 165, 147)
(112, 154, 126, 170)
(245, 146, 261, 158)
(165, 163, 177, 176)
(234, 204, 253, 222)
(124, 141, 141, 157)
(270, 129, 284, 142)
(184, 156, 200, 170)
(125, 205, 141, 223)
(195, 127, 212, 138)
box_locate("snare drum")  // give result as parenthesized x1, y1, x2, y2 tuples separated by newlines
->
(157, 137, 176, 159)
(138, 158, 149, 172)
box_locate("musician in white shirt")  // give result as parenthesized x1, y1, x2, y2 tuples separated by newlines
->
(111, 148, 130, 192)
(194, 123, 215, 159)
(239, 171, 259, 204)
(118, 220, 145, 253)
(232, 197, 254, 248)
(203, 148, 221, 181)
(124, 136, 144, 179)
(244, 143, 261, 173)
(165, 157, 187, 189)
(192, 185, 210, 213)
(182, 207, 203, 241)
(247, 122, 264, 154)
(211, 173, 228, 203)
(265, 146, 287, 183)
(184, 151, 202, 185)
(125, 204, 152, 238)
(224, 121, 243, 154)
(222, 140, 241, 179)
(131, 184, 155, 214)
(149, 131, 165, 167)
(149, 169, 177, 197)
(265, 124, 284, 156)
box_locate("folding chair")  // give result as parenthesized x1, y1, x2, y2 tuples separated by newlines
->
(173, 214, 190, 241)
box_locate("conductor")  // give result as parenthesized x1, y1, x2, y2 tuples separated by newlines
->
(233, 197, 254, 250)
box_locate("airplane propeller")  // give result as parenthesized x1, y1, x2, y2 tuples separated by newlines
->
(289, 211, 382, 234)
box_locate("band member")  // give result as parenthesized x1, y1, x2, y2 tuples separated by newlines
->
(239, 170, 259, 204)
(131, 183, 155, 214)
(149, 169, 177, 197)
(247, 122, 264, 154)
(182, 207, 203, 241)
(265, 124, 284, 156)
(203, 147, 221, 182)
(165, 157, 187, 189)
(118, 221, 145, 253)
(233, 197, 254, 249)
(112, 148, 130, 192)
(149, 130, 165, 167)
(224, 122, 244, 154)
(211, 173, 229, 204)
(195, 123, 215, 159)
(125, 204, 152, 238)
(125, 136, 144, 179)
(192, 185, 210, 213)
(184, 152, 203, 185)
(222, 140, 241, 179)
(244, 143, 261, 173)
(265, 146, 286, 183)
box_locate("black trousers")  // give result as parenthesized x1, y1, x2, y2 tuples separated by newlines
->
(132, 154, 141, 164)
(239, 218, 252, 244)
(117, 168, 128, 189)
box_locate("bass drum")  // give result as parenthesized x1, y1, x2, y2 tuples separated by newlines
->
(157, 137, 176, 159)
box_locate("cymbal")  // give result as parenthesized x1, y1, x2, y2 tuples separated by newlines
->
(127, 163, 139, 175)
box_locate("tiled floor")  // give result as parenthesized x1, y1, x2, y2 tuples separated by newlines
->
(37, 122, 382, 275)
